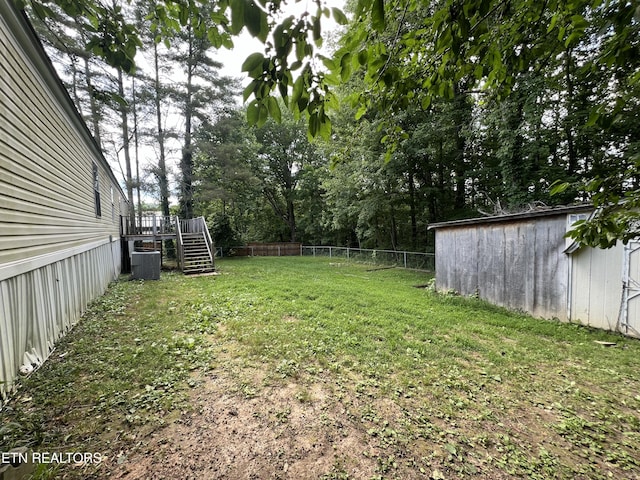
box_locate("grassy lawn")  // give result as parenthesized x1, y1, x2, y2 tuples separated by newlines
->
(1, 257, 640, 479)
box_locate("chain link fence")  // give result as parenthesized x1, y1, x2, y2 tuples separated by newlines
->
(302, 246, 435, 271)
(216, 245, 435, 271)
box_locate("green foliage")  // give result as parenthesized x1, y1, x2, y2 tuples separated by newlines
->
(192, 107, 328, 244)
(25, 0, 640, 245)
(24, 0, 141, 73)
(208, 212, 242, 253)
(335, 0, 640, 245)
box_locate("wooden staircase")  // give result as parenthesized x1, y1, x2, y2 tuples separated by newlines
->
(176, 217, 215, 275)
(181, 232, 215, 274)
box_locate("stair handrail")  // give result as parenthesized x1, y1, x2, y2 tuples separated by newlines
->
(199, 216, 215, 266)
(175, 215, 184, 269)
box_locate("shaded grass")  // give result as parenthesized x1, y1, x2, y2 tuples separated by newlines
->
(1, 256, 640, 479)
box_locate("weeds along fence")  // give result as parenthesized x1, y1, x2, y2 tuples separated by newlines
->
(216, 245, 435, 271)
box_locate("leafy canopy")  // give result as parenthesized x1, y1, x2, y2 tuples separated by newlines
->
(21, 0, 640, 246)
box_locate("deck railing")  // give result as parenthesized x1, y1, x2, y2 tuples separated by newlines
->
(126, 214, 176, 236)
(202, 218, 214, 263)
(175, 215, 184, 270)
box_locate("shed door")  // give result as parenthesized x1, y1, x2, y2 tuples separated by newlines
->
(619, 241, 640, 337)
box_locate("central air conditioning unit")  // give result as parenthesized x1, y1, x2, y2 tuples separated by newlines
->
(130, 251, 161, 280)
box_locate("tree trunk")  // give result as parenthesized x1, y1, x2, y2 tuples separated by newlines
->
(287, 198, 296, 242)
(84, 55, 102, 148)
(180, 26, 194, 220)
(564, 48, 577, 175)
(154, 41, 171, 220)
(407, 167, 417, 249)
(152, 42, 175, 256)
(132, 77, 143, 228)
(117, 68, 136, 231)
(452, 84, 469, 211)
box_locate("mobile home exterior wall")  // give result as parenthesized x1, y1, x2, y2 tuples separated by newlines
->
(0, 0, 127, 405)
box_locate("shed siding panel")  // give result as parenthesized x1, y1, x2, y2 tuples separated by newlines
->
(627, 245, 640, 334)
(570, 245, 623, 331)
(479, 226, 506, 308)
(504, 224, 526, 311)
(435, 229, 458, 292)
(571, 248, 593, 322)
(0, 13, 125, 266)
(531, 219, 569, 320)
(458, 227, 478, 295)
(435, 215, 569, 320)
(626, 244, 640, 334)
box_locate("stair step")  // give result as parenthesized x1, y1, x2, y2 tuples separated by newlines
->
(178, 220, 215, 275)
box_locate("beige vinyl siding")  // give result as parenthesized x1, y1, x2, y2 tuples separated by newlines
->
(0, 0, 130, 406)
(0, 11, 125, 267)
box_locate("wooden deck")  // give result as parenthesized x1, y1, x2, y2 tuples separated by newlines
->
(123, 233, 177, 241)
(122, 214, 176, 239)
(122, 215, 214, 274)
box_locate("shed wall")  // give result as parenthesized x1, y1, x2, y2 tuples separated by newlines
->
(435, 215, 569, 320)
(569, 245, 622, 331)
(625, 243, 640, 336)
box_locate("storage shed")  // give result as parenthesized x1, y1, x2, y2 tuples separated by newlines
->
(429, 205, 639, 337)
(0, 0, 128, 405)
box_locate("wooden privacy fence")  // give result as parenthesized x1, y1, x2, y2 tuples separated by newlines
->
(227, 243, 303, 257)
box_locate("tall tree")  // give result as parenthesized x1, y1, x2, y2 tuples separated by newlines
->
(116, 67, 136, 229)
(165, 5, 238, 219)
(134, 0, 174, 223)
(25, 0, 640, 246)
(252, 114, 322, 242)
(29, 5, 108, 147)
(193, 109, 261, 242)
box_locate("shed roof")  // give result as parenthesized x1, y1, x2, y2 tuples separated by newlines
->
(428, 204, 593, 230)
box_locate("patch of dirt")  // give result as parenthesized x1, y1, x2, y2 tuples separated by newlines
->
(109, 374, 380, 479)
